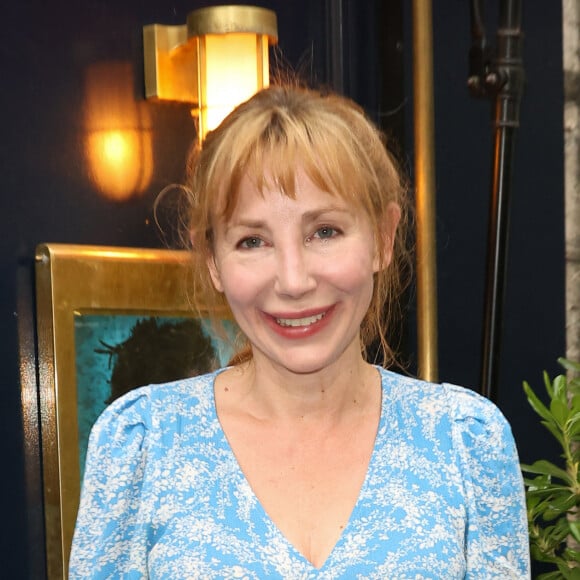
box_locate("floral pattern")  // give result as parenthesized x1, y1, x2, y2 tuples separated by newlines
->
(69, 367, 530, 579)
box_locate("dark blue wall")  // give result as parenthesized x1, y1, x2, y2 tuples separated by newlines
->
(1, 0, 565, 576)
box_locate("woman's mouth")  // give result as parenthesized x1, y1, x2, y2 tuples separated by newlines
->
(275, 312, 326, 327)
(265, 306, 335, 338)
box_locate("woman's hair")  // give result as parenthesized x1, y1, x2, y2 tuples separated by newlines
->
(184, 84, 411, 367)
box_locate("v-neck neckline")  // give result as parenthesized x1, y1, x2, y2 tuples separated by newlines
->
(209, 366, 388, 571)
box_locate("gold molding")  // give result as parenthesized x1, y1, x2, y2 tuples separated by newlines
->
(35, 244, 197, 578)
(186, 5, 278, 39)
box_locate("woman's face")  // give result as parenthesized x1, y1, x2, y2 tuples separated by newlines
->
(208, 171, 391, 375)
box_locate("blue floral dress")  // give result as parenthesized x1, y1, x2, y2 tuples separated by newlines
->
(69, 367, 530, 579)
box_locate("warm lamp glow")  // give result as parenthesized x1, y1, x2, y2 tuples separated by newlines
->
(84, 62, 153, 201)
(197, 32, 269, 136)
(102, 132, 129, 162)
(86, 129, 152, 200)
(143, 5, 277, 141)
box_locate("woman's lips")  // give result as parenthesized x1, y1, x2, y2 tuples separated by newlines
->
(264, 306, 335, 337)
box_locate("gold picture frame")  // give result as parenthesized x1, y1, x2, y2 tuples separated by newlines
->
(35, 243, 228, 579)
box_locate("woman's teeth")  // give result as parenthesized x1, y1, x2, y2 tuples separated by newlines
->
(276, 313, 326, 327)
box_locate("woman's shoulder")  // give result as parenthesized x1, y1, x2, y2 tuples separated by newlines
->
(377, 366, 511, 433)
(377, 367, 519, 475)
(88, 368, 224, 445)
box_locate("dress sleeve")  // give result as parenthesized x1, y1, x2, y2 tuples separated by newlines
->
(449, 386, 531, 579)
(68, 389, 152, 579)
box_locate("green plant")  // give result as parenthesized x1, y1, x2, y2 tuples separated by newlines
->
(522, 357, 580, 579)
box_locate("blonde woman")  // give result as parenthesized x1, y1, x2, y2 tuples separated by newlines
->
(70, 86, 530, 578)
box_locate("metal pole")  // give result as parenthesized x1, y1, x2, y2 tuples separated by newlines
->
(480, 0, 524, 400)
(413, 0, 439, 382)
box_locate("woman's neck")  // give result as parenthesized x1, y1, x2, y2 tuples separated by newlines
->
(220, 349, 380, 426)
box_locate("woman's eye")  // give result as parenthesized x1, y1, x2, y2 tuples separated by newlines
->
(238, 237, 263, 249)
(313, 226, 338, 240)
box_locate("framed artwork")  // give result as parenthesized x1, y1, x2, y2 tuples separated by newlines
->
(35, 244, 234, 579)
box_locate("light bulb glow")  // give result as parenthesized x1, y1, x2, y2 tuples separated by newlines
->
(197, 33, 269, 139)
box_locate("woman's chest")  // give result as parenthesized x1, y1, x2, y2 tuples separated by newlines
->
(144, 432, 467, 579)
(224, 417, 379, 567)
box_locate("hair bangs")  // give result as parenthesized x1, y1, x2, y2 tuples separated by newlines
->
(236, 106, 378, 220)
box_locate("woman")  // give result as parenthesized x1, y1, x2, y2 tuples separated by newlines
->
(69, 86, 530, 578)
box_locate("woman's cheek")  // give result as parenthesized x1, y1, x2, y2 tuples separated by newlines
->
(320, 248, 375, 284)
(221, 262, 268, 302)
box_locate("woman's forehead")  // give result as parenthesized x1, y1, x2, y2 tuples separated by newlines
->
(212, 173, 374, 233)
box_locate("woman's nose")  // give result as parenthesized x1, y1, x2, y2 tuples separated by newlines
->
(273, 245, 317, 297)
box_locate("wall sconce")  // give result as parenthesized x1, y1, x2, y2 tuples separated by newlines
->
(143, 5, 278, 141)
(84, 62, 154, 201)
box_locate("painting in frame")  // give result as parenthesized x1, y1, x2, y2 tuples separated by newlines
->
(35, 243, 234, 579)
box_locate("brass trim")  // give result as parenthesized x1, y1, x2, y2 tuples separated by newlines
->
(143, 23, 198, 102)
(35, 244, 204, 578)
(413, 0, 439, 381)
(186, 5, 278, 42)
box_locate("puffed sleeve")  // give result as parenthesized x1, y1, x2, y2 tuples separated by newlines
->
(68, 388, 153, 579)
(449, 385, 531, 579)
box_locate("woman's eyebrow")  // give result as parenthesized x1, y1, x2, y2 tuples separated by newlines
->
(225, 218, 269, 232)
(225, 207, 351, 231)
(301, 207, 351, 221)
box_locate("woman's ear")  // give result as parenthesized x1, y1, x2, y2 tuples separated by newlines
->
(206, 253, 224, 292)
(373, 202, 401, 272)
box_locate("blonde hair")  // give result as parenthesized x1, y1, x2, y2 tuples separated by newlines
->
(185, 85, 410, 367)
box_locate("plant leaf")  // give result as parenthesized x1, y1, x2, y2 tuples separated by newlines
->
(521, 460, 572, 484)
(559, 357, 580, 373)
(544, 371, 555, 399)
(551, 398, 569, 427)
(570, 521, 580, 544)
(560, 564, 580, 580)
(553, 375, 569, 404)
(543, 494, 578, 520)
(567, 413, 580, 437)
(570, 377, 580, 396)
(524, 380, 555, 423)
(540, 420, 566, 448)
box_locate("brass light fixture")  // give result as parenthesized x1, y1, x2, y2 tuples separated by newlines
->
(143, 5, 278, 141)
